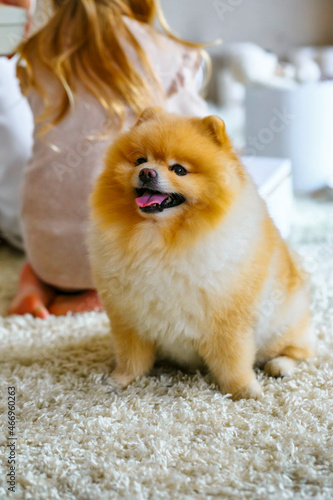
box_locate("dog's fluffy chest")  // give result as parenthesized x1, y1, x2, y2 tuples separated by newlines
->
(95, 220, 255, 368)
(109, 250, 220, 367)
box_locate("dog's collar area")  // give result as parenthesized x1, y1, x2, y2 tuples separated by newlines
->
(135, 188, 186, 214)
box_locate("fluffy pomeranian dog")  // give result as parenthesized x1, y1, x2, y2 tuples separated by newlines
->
(88, 107, 314, 400)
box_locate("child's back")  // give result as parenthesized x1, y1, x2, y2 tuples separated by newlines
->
(19, 3, 207, 291)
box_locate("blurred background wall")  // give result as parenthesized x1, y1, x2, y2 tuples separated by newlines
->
(160, 0, 333, 57)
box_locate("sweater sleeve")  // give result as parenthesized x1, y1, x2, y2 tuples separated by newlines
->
(165, 47, 208, 118)
(124, 18, 208, 118)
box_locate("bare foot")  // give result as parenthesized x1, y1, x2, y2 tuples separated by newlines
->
(9, 263, 56, 318)
(49, 290, 103, 316)
(9, 264, 103, 318)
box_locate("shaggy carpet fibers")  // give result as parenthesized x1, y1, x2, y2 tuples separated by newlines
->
(0, 197, 333, 500)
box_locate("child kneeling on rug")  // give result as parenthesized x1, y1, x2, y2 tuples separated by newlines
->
(9, 0, 208, 318)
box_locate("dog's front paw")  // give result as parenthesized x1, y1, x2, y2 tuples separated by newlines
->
(232, 379, 263, 401)
(110, 369, 138, 389)
(101, 370, 136, 392)
(264, 356, 296, 378)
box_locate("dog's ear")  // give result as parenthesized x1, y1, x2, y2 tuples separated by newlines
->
(194, 115, 227, 146)
(135, 106, 164, 126)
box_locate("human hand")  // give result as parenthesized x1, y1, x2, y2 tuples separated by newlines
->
(0, 0, 30, 9)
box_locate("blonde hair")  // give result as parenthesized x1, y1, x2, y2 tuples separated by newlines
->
(18, 0, 211, 131)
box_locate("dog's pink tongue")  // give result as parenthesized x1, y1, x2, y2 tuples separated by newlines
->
(136, 191, 169, 208)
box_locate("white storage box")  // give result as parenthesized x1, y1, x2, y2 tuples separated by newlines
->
(242, 156, 293, 239)
(0, 5, 26, 56)
(245, 84, 333, 193)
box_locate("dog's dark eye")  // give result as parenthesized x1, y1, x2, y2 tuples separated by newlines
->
(170, 164, 187, 176)
(136, 157, 148, 166)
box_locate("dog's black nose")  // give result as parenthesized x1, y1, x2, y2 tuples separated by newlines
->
(139, 168, 157, 184)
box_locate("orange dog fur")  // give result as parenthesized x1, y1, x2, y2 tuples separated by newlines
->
(88, 107, 314, 400)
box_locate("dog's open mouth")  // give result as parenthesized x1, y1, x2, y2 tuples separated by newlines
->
(135, 189, 186, 214)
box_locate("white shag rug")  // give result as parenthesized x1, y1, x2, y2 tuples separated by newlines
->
(0, 197, 333, 500)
